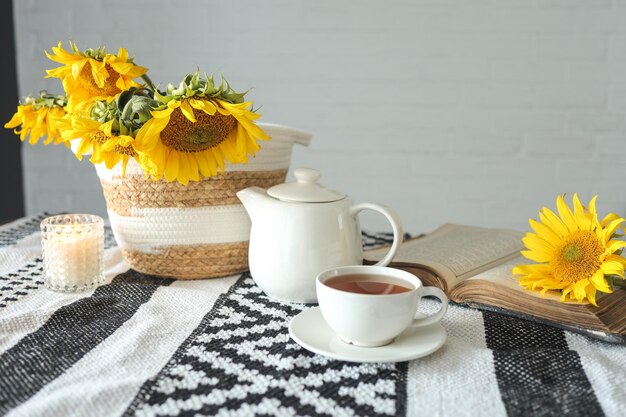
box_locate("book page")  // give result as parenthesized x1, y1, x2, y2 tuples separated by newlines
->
(467, 256, 528, 291)
(366, 224, 525, 284)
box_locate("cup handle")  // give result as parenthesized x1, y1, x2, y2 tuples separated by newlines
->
(349, 203, 403, 267)
(412, 287, 448, 328)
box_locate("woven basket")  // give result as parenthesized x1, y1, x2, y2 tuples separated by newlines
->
(96, 123, 312, 279)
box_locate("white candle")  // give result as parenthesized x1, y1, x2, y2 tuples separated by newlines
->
(41, 215, 104, 292)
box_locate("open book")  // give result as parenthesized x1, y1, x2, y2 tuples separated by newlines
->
(365, 224, 626, 344)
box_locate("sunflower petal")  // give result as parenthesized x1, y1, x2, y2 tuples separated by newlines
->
(572, 193, 593, 230)
(109, 62, 134, 74)
(151, 107, 175, 119)
(556, 195, 578, 232)
(600, 212, 620, 227)
(528, 219, 561, 246)
(179, 100, 196, 122)
(588, 195, 598, 218)
(601, 260, 624, 277)
(75, 138, 92, 160)
(121, 156, 130, 177)
(176, 153, 190, 185)
(521, 249, 551, 263)
(572, 280, 588, 301)
(605, 254, 626, 267)
(590, 270, 612, 292)
(134, 119, 164, 151)
(540, 208, 568, 238)
(164, 150, 179, 183)
(100, 139, 117, 152)
(187, 154, 200, 182)
(89, 59, 108, 88)
(522, 233, 556, 255)
(100, 120, 115, 136)
(4, 109, 23, 129)
(197, 150, 214, 177)
(71, 59, 88, 80)
(118, 47, 130, 62)
(190, 98, 217, 115)
(602, 218, 625, 242)
(606, 240, 626, 254)
(585, 285, 597, 307)
(573, 193, 585, 218)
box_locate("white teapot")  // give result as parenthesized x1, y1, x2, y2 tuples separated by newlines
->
(237, 167, 403, 303)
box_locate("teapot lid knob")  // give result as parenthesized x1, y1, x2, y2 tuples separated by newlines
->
(267, 167, 345, 203)
(294, 168, 321, 184)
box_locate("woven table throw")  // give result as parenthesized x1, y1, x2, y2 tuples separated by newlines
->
(0, 214, 624, 417)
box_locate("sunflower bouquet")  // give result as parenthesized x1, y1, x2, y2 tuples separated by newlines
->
(3, 41, 305, 280)
(5, 42, 269, 185)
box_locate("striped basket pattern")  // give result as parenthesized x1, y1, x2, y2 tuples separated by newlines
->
(96, 123, 312, 279)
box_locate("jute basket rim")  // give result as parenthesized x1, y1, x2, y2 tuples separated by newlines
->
(257, 122, 312, 145)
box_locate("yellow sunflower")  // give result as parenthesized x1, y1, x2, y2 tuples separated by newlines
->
(135, 98, 269, 185)
(513, 194, 626, 306)
(4, 93, 67, 145)
(45, 42, 148, 112)
(59, 115, 137, 175)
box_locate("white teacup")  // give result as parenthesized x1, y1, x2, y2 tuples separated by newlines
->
(316, 265, 448, 347)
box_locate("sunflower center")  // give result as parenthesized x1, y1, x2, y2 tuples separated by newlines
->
(561, 244, 580, 262)
(113, 144, 137, 157)
(159, 107, 237, 153)
(89, 131, 136, 157)
(552, 230, 603, 283)
(90, 131, 108, 145)
(77, 64, 120, 97)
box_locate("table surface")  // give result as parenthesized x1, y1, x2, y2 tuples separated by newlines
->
(0, 214, 624, 417)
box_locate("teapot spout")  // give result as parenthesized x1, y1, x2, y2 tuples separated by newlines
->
(237, 186, 272, 221)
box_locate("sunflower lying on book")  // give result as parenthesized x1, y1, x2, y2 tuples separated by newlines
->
(513, 194, 626, 306)
(5, 42, 270, 185)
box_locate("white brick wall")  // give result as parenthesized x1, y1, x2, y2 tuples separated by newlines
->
(13, 0, 626, 234)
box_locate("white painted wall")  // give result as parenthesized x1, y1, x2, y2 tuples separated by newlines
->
(13, 0, 626, 233)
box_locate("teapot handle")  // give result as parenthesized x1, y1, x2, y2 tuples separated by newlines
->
(349, 203, 403, 266)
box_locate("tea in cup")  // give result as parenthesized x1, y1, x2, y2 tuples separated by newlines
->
(316, 265, 448, 347)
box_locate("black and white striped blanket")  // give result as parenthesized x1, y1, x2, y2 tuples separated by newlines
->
(0, 215, 623, 417)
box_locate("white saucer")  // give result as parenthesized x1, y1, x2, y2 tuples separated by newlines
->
(288, 307, 447, 363)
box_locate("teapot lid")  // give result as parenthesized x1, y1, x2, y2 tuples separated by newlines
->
(267, 168, 345, 203)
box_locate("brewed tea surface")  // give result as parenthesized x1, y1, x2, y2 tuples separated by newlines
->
(325, 274, 411, 295)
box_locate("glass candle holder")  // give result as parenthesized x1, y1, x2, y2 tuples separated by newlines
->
(41, 214, 105, 292)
